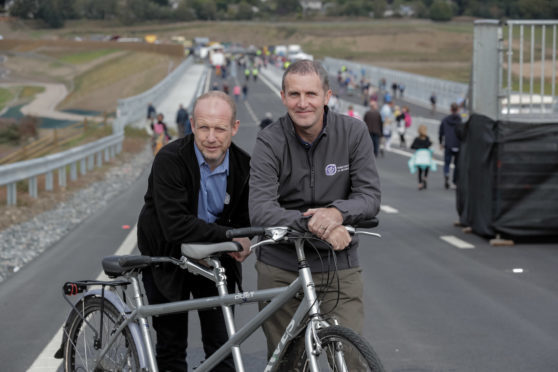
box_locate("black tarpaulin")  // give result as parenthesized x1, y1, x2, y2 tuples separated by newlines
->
(457, 114, 558, 237)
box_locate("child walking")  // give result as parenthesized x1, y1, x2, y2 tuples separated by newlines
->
(409, 125, 435, 190)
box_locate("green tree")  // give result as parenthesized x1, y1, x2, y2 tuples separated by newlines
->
(372, 0, 387, 18)
(429, 0, 453, 21)
(412, 0, 429, 18)
(175, 0, 196, 20)
(118, 0, 150, 24)
(236, 1, 253, 19)
(517, 0, 552, 18)
(9, 0, 38, 19)
(341, 0, 372, 16)
(37, 0, 64, 27)
(274, 0, 300, 16)
(192, 0, 217, 19)
(57, 0, 78, 19)
(75, 0, 117, 19)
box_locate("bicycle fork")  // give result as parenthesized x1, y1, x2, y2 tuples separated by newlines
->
(296, 241, 349, 372)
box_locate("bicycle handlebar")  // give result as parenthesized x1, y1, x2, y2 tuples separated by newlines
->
(226, 217, 379, 239)
(225, 227, 267, 239)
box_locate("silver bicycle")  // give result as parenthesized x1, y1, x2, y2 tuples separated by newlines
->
(56, 219, 385, 371)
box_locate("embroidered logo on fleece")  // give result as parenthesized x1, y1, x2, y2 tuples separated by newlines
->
(325, 164, 349, 176)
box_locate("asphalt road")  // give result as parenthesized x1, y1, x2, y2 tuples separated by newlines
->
(1, 62, 557, 371)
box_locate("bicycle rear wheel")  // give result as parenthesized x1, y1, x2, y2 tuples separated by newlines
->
(284, 325, 385, 372)
(63, 296, 140, 371)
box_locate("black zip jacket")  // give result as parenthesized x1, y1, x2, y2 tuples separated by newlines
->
(138, 134, 250, 301)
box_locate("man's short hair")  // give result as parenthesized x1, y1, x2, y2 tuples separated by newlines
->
(192, 91, 237, 125)
(450, 102, 459, 113)
(282, 60, 330, 92)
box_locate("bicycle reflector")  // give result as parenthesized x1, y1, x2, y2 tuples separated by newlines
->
(63, 282, 87, 295)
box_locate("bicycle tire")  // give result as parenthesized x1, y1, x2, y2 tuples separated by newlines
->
(63, 296, 141, 371)
(283, 325, 385, 372)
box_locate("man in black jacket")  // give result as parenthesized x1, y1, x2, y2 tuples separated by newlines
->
(439, 102, 462, 189)
(175, 103, 190, 137)
(138, 91, 251, 371)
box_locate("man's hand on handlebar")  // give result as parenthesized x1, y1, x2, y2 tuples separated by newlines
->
(324, 225, 351, 251)
(304, 207, 343, 240)
(228, 237, 252, 262)
(303, 207, 351, 251)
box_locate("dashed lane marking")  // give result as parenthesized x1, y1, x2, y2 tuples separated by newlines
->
(244, 99, 259, 123)
(380, 205, 399, 214)
(28, 225, 139, 371)
(259, 72, 281, 99)
(440, 235, 475, 249)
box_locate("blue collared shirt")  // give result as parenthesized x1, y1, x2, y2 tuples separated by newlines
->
(194, 144, 229, 223)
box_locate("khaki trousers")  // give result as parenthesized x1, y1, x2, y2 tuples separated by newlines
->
(255, 260, 364, 359)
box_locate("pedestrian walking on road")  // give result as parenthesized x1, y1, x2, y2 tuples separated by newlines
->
(259, 112, 273, 130)
(399, 83, 405, 98)
(233, 85, 241, 102)
(328, 93, 340, 112)
(345, 105, 361, 120)
(147, 102, 156, 125)
(242, 84, 248, 100)
(439, 103, 462, 189)
(175, 104, 190, 138)
(364, 100, 383, 157)
(396, 106, 411, 148)
(391, 82, 398, 98)
(409, 125, 435, 190)
(430, 92, 437, 114)
(151, 113, 170, 155)
(380, 98, 395, 152)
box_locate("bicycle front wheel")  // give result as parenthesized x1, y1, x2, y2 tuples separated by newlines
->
(63, 296, 141, 371)
(285, 325, 385, 372)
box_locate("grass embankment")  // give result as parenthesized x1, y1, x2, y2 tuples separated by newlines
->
(59, 51, 180, 112)
(0, 88, 14, 111)
(58, 49, 118, 64)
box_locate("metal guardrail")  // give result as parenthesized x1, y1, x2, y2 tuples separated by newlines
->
(0, 132, 123, 205)
(114, 56, 194, 131)
(187, 65, 209, 114)
(0, 57, 201, 206)
(322, 57, 469, 113)
(472, 19, 558, 121)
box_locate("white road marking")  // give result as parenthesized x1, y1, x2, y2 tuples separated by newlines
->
(513, 268, 524, 274)
(28, 225, 139, 371)
(440, 235, 475, 249)
(244, 100, 259, 124)
(380, 205, 399, 214)
(259, 72, 282, 99)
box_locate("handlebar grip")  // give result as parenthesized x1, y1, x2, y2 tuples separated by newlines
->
(354, 217, 379, 228)
(226, 227, 266, 239)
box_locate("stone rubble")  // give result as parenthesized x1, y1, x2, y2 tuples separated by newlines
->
(0, 144, 153, 283)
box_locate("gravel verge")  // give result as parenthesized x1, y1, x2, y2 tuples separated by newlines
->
(0, 144, 153, 283)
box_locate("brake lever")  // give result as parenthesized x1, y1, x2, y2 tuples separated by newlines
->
(345, 226, 381, 238)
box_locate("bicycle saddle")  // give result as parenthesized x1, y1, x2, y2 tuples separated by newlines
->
(102, 255, 153, 277)
(181, 241, 242, 260)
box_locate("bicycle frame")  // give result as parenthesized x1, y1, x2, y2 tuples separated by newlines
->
(81, 234, 348, 372)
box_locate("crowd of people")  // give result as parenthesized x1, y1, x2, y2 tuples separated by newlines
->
(139, 59, 464, 370)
